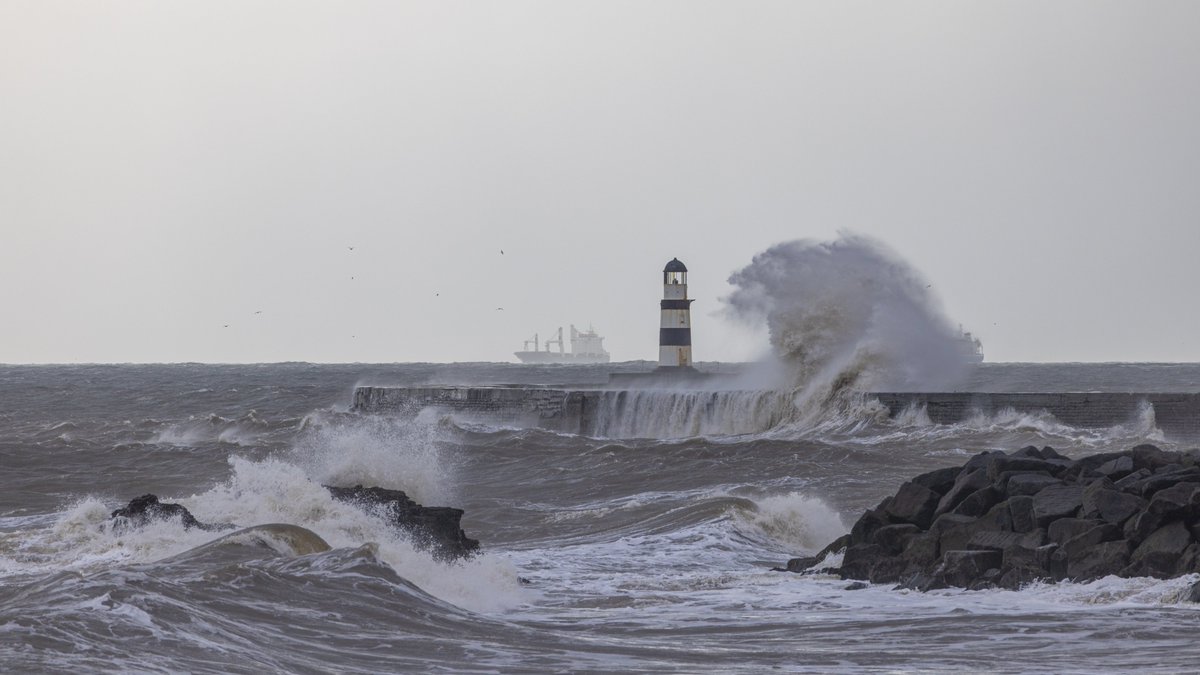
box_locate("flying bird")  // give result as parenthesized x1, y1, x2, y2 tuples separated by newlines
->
(496, 307, 504, 311)
(500, 249, 504, 255)
(348, 246, 355, 251)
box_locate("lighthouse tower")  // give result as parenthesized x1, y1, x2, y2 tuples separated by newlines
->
(659, 258, 694, 368)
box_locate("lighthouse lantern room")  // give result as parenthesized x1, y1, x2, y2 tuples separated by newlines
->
(659, 258, 694, 368)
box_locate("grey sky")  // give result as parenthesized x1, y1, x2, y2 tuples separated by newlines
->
(2, 1, 1198, 364)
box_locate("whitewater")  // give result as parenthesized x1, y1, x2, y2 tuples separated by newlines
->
(3, 361, 1200, 673)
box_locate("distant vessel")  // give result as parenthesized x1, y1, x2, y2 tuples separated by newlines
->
(957, 326, 984, 363)
(515, 325, 610, 364)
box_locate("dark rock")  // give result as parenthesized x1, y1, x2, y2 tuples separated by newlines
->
(1096, 456, 1135, 479)
(844, 581, 869, 591)
(967, 529, 1040, 553)
(911, 466, 963, 496)
(967, 568, 1002, 590)
(1098, 493, 1149, 527)
(1176, 543, 1200, 576)
(1147, 482, 1200, 519)
(868, 556, 907, 584)
(1068, 539, 1131, 581)
(1079, 477, 1114, 518)
(885, 482, 941, 529)
(1061, 524, 1122, 561)
(823, 533, 852, 557)
(933, 514, 985, 554)
(987, 456, 1063, 482)
(935, 468, 990, 516)
(898, 531, 939, 572)
(997, 566, 1043, 590)
(1157, 463, 1185, 474)
(935, 550, 1003, 588)
(1032, 485, 1084, 526)
(1130, 444, 1183, 473)
(1048, 518, 1104, 546)
(827, 447, 1200, 591)
(1008, 496, 1037, 533)
(1188, 579, 1200, 603)
(840, 544, 887, 581)
(1001, 540, 1056, 583)
(872, 523, 922, 555)
(1048, 548, 1069, 581)
(963, 450, 1005, 472)
(1123, 510, 1164, 546)
(1005, 473, 1063, 497)
(783, 556, 820, 573)
(1062, 451, 1123, 476)
(781, 534, 850, 573)
(1009, 446, 1043, 459)
(900, 571, 947, 592)
(1132, 468, 1200, 497)
(849, 508, 891, 546)
(977, 500, 1014, 532)
(1040, 446, 1070, 461)
(325, 485, 479, 559)
(951, 487, 1000, 518)
(1114, 468, 1152, 492)
(110, 494, 227, 532)
(1125, 520, 1194, 578)
(1082, 483, 1146, 526)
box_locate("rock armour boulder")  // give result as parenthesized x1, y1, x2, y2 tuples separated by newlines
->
(783, 444, 1200, 591)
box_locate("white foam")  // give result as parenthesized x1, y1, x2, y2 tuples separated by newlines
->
(287, 412, 452, 506)
(740, 492, 847, 553)
(181, 456, 528, 613)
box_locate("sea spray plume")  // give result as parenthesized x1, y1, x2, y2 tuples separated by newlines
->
(722, 235, 972, 404)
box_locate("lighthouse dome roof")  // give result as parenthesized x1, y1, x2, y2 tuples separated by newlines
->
(663, 258, 688, 273)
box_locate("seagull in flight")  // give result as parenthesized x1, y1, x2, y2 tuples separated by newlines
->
(348, 246, 355, 251)
(496, 307, 504, 311)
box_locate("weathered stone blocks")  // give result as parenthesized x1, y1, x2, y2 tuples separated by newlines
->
(785, 444, 1200, 593)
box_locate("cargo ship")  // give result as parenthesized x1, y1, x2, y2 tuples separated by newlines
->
(514, 325, 610, 364)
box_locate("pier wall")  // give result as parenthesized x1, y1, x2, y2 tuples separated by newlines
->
(352, 386, 1200, 439)
(871, 392, 1200, 439)
(352, 386, 583, 430)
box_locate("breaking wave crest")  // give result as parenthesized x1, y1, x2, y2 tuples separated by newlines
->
(722, 234, 975, 396)
(1, 414, 526, 615)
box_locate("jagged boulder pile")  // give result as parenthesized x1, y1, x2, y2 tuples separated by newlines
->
(786, 444, 1200, 591)
(110, 486, 479, 560)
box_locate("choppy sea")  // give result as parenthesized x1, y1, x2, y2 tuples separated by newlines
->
(2, 362, 1200, 673)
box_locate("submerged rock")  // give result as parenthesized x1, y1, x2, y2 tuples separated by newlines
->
(781, 444, 1200, 591)
(325, 485, 480, 560)
(110, 494, 227, 532)
(110, 487, 481, 560)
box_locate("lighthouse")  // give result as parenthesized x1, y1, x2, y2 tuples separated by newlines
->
(659, 258, 694, 368)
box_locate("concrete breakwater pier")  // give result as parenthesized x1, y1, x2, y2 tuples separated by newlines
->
(351, 386, 1200, 439)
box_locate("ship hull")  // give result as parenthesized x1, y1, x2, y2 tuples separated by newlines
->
(514, 351, 611, 364)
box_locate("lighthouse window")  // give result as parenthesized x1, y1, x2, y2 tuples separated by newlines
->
(666, 272, 685, 285)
